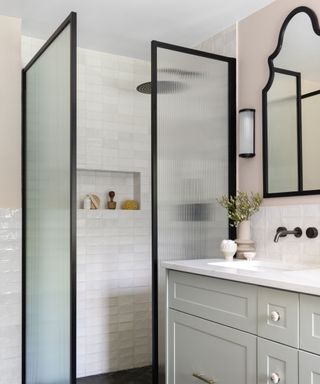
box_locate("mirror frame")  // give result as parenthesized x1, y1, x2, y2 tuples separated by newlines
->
(262, 6, 320, 198)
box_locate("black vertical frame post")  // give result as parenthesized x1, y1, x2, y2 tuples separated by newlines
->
(22, 12, 77, 384)
(296, 72, 303, 192)
(70, 12, 77, 384)
(151, 40, 158, 384)
(228, 58, 237, 240)
(21, 53, 27, 384)
(151, 41, 237, 383)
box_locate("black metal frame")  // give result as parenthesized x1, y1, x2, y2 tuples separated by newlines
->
(239, 108, 256, 158)
(22, 12, 77, 384)
(301, 89, 320, 99)
(151, 40, 237, 383)
(262, 6, 320, 198)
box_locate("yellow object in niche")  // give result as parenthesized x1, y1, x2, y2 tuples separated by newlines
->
(122, 200, 139, 210)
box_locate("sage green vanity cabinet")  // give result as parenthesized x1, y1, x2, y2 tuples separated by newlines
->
(257, 338, 298, 384)
(258, 287, 299, 348)
(168, 270, 258, 333)
(168, 309, 257, 384)
(166, 270, 320, 384)
(300, 294, 320, 356)
(299, 351, 320, 383)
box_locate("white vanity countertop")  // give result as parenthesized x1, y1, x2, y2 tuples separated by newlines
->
(162, 258, 320, 295)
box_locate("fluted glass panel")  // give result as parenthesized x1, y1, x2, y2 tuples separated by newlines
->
(25, 25, 71, 384)
(156, 47, 229, 381)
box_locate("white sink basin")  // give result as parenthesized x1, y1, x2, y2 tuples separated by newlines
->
(208, 260, 313, 273)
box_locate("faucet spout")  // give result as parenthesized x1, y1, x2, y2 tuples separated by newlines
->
(274, 227, 302, 242)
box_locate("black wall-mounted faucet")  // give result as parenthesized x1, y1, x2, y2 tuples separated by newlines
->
(274, 227, 302, 243)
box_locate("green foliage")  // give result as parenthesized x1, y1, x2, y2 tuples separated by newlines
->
(217, 191, 263, 227)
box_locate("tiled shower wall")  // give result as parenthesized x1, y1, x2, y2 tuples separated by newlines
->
(0, 209, 21, 384)
(76, 47, 151, 377)
(195, 24, 237, 56)
(22, 37, 152, 377)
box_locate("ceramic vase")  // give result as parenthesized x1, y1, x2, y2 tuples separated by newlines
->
(237, 220, 251, 241)
(236, 220, 255, 259)
(220, 240, 237, 261)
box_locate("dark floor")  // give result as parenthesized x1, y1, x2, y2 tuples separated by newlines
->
(77, 366, 153, 384)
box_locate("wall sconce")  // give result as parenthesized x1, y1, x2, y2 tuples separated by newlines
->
(239, 109, 255, 158)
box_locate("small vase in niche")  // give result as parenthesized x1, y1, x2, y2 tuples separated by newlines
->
(107, 191, 117, 209)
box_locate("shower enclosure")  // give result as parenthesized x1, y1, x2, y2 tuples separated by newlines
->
(151, 41, 236, 383)
(21, 17, 235, 383)
(22, 13, 77, 384)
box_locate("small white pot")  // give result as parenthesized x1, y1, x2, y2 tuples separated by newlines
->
(220, 240, 237, 261)
(237, 220, 251, 241)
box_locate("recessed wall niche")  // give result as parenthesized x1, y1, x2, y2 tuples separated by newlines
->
(77, 168, 141, 210)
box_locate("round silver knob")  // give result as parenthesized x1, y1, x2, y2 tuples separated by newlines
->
(270, 372, 280, 383)
(270, 311, 281, 322)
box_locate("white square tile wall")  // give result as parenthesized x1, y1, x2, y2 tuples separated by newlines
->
(195, 24, 237, 57)
(0, 208, 21, 384)
(76, 46, 151, 377)
(252, 204, 320, 265)
(77, 209, 152, 376)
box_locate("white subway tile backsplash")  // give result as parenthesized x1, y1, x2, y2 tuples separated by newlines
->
(252, 204, 320, 264)
(0, 208, 21, 384)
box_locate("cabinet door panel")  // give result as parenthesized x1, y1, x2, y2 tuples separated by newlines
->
(258, 287, 299, 347)
(299, 351, 320, 383)
(168, 309, 256, 384)
(258, 338, 298, 384)
(169, 270, 258, 333)
(300, 294, 320, 355)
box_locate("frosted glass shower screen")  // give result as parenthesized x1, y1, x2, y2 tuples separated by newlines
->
(22, 13, 77, 384)
(151, 42, 236, 383)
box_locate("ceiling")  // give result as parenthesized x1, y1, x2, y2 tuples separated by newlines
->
(0, 0, 274, 60)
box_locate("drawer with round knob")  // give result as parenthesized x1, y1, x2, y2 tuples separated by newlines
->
(258, 287, 299, 348)
(258, 338, 298, 384)
(300, 294, 320, 355)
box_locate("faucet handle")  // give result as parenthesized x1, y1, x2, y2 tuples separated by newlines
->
(294, 227, 302, 238)
(306, 227, 318, 239)
(276, 227, 287, 238)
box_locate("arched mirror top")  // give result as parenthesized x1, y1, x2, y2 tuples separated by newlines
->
(262, 7, 320, 197)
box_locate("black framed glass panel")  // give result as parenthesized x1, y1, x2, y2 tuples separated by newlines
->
(22, 13, 77, 384)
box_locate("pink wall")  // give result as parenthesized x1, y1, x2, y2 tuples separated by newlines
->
(238, 0, 320, 206)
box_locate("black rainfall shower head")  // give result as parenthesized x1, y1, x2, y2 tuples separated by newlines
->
(136, 80, 187, 95)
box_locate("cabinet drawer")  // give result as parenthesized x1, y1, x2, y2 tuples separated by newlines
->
(168, 270, 258, 333)
(300, 294, 320, 355)
(299, 351, 320, 383)
(168, 309, 257, 384)
(258, 338, 298, 384)
(258, 287, 299, 347)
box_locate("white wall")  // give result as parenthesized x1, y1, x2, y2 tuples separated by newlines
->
(0, 15, 22, 384)
(0, 16, 21, 209)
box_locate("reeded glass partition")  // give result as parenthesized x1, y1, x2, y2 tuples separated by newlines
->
(152, 42, 236, 383)
(23, 14, 76, 384)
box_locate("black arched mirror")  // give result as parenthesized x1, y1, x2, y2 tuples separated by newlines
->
(263, 7, 320, 197)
